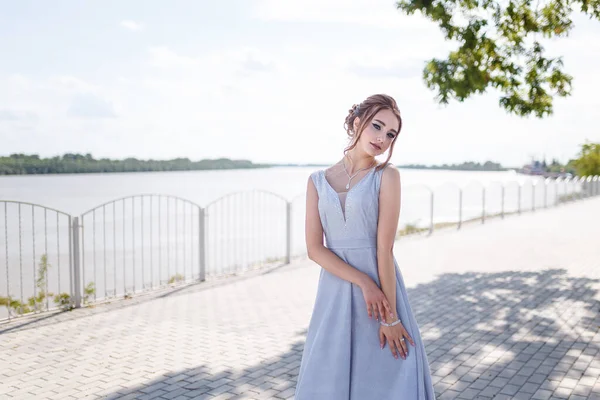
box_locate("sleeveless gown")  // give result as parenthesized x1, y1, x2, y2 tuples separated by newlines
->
(295, 164, 436, 399)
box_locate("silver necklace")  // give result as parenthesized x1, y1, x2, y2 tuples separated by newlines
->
(342, 159, 376, 190)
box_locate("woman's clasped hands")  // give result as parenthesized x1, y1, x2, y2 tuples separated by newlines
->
(359, 276, 415, 360)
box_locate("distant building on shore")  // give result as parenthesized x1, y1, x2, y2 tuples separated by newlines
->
(518, 160, 573, 179)
(520, 160, 546, 176)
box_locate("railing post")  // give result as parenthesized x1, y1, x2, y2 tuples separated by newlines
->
(518, 184, 522, 214)
(501, 185, 505, 219)
(285, 202, 292, 264)
(198, 208, 206, 282)
(458, 189, 462, 230)
(532, 183, 536, 212)
(429, 191, 434, 235)
(585, 177, 594, 197)
(72, 217, 82, 308)
(481, 187, 485, 224)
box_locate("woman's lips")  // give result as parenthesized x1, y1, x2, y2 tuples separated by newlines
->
(370, 142, 381, 150)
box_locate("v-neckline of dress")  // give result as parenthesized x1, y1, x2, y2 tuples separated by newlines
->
(320, 167, 376, 223)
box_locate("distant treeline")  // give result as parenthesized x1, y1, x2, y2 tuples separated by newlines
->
(0, 154, 510, 176)
(0, 153, 270, 175)
(398, 161, 506, 171)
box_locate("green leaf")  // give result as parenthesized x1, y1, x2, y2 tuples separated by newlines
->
(396, 0, 593, 117)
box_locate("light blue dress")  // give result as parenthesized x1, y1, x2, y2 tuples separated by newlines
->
(295, 164, 436, 399)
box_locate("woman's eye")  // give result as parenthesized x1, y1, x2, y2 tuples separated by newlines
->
(387, 133, 396, 139)
(373, 123, 381, 130)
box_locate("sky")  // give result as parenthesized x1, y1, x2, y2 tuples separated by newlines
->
(0, 0, 599, 168)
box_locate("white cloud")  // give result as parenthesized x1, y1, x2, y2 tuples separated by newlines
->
(67, 93, 117, 118)
(120, 20, 144, 32)
(147, 46, 201, 68)
(7, 74, 32, 88)
(147, 46, 278, 73)
(53, 75, 99, 92)
(252, 0, 432, 30)
(237, 49, 276, 74)
(0, 109, 38, 122)
(347, 60, 423, 80)
(142, 46, 281, 103)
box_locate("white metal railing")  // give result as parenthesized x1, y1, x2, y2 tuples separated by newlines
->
(1, 175, 598, 321)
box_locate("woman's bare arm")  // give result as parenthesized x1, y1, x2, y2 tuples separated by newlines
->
(306, 174, 393, 320)
(376, 166, 401, 323)
(305, 176, 370, 287)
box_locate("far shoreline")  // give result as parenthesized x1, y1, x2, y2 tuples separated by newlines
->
(0, 153, 530, 176)
(0, 164, 522, 178)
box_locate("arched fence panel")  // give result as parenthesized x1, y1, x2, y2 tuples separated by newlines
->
(503, 181, 521, 215)
(461, 182, 486, 224)
(80, 194, 203, 305)
(0, 201, 73, 321)
(555, 178, 568, 204)
(585, 176, 599, 197)
(399, 184, 434, 236)
(205, 190, 289, 278)
(520, 179, 535, 213)
(574, 177, 585, 201)
(536, 177, 555, 209)
(484, 181, 504, 220)
(290, 193, 307, 259)
(432, 183, 461, 227)
(563, 177, 574, 202)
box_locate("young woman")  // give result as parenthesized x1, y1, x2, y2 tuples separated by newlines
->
(295, 94, 436, 399)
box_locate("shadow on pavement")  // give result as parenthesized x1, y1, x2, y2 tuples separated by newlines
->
(102, 268, 600, 399)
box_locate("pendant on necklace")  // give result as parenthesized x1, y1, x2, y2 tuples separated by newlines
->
(345, 183, 350, 190)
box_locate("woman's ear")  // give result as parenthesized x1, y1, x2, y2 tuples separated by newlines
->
(353, 117, 361, 133)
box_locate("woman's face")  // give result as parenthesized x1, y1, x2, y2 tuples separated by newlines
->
(354, 109, 399, 157)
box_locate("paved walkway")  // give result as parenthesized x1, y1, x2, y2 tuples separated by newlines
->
(1, 198, 599, 400)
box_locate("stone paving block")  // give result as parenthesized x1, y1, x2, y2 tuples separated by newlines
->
(138, 390, 170, 400)
(532, 389, 554, 399)
(499, 384, 521, 396)
(478, 385, 501, 398)
(572, 384, 594, 397)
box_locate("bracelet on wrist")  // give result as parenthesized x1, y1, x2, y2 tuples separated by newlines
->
(380, 318, 402, 327)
